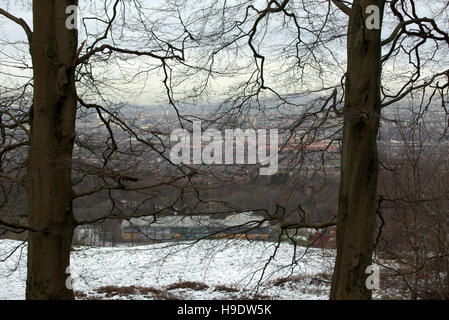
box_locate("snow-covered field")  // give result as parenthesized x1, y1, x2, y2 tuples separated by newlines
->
(0, 239, 337, 299)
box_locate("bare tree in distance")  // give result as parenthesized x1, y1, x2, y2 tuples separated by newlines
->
(376, 111, 449, 299)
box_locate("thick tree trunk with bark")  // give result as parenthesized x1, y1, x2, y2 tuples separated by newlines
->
(330, 0, 385, 299)
(26, 0, 78, 299)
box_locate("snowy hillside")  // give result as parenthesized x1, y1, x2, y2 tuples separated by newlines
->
(0, 239, 337, 299)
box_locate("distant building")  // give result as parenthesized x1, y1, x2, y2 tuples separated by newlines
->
(120, 212, 275, 242)
(308, 226, 336, 249)
(73, 225, 101, 246)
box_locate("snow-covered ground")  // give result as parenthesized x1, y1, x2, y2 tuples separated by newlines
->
(0, 239, 338, 299)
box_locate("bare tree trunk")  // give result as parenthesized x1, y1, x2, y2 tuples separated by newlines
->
(330, 0, 385, 300)
(26, 0, 78, 299)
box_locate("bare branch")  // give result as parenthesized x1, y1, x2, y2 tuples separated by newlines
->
(330, 0, 351, 16)
(0, 8, 32, 44)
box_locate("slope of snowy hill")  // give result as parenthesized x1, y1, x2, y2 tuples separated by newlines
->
(0, 239, 337, 300)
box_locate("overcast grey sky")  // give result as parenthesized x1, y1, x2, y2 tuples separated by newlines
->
(0, 0, 447, 107)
